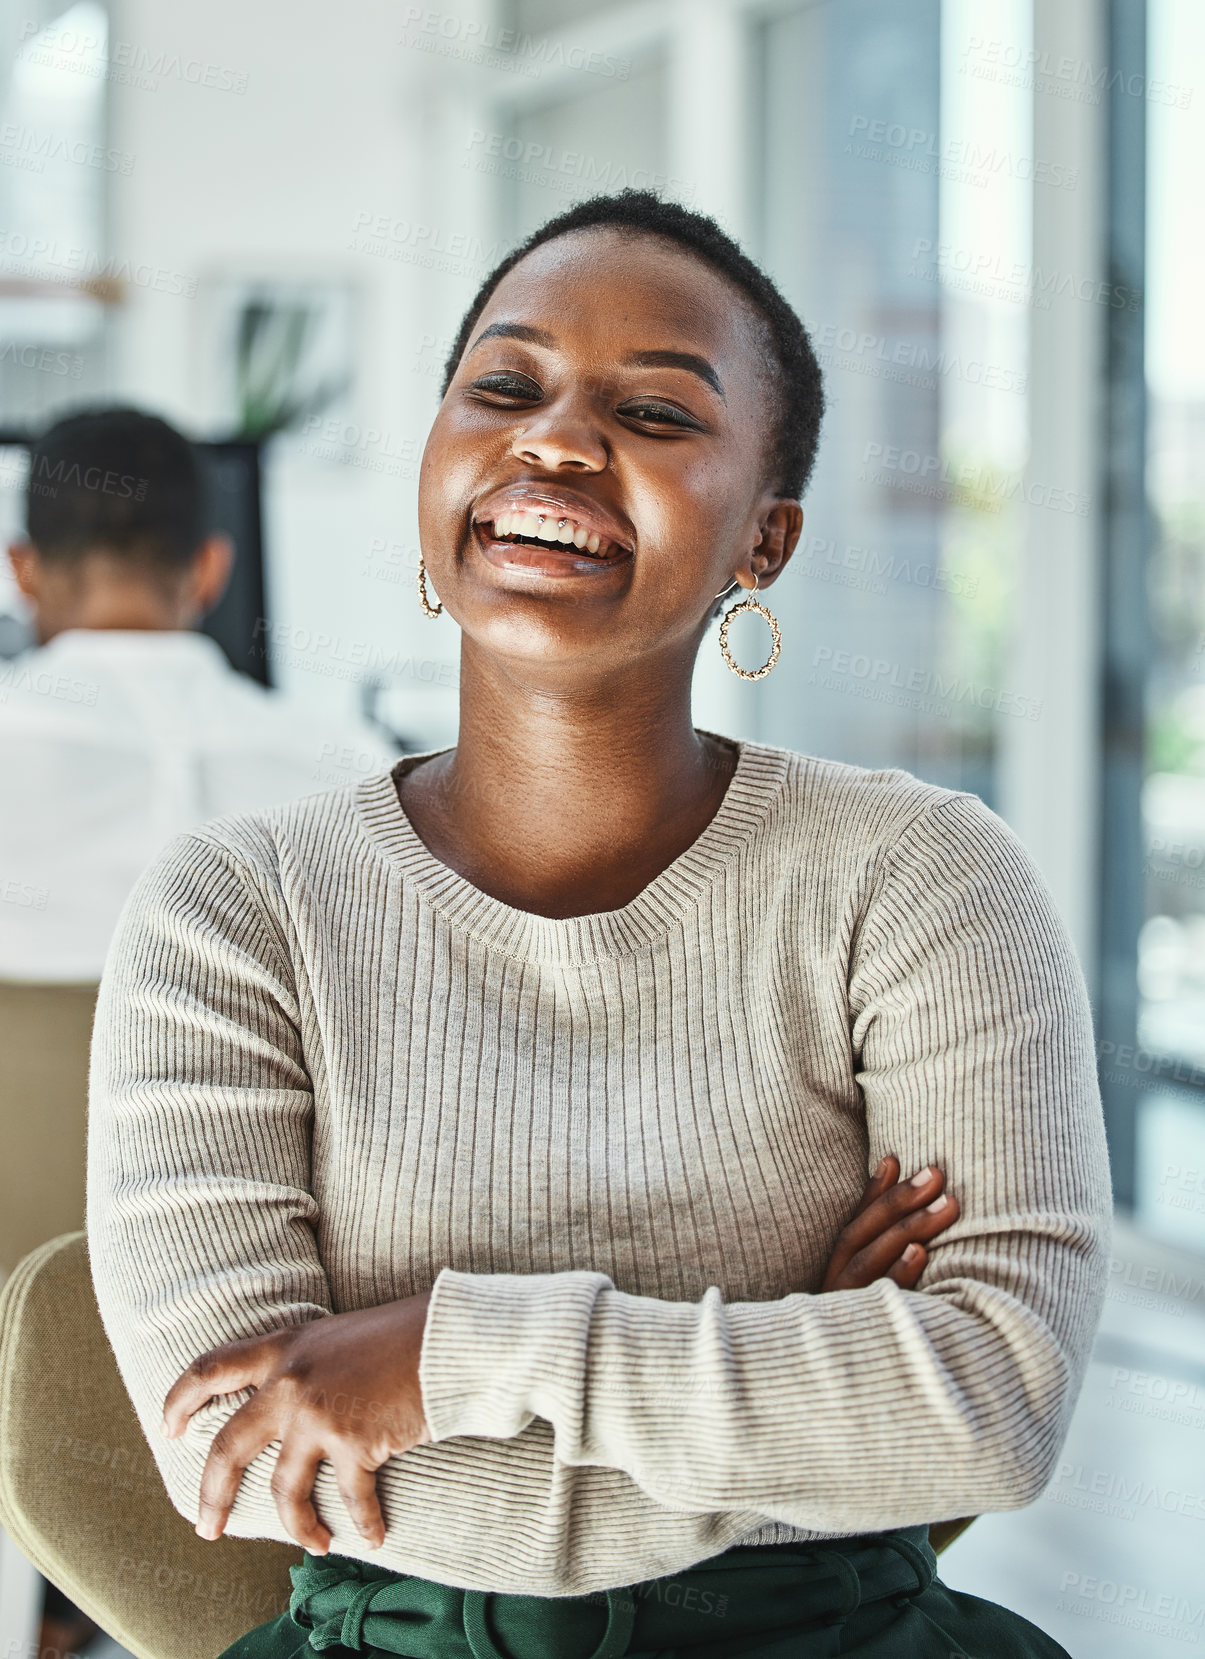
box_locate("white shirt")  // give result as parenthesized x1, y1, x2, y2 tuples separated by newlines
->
(0, 628, 398, 981)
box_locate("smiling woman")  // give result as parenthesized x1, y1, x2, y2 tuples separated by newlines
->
(87, 191, 1110, 1659)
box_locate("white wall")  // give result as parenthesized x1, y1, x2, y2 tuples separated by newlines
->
(103, 0, 494, 743)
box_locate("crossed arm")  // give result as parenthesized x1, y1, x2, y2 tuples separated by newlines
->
(160, 1155, 961, 1553)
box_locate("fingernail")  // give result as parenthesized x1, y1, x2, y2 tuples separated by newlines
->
(927, 1195, 948, 1212)
(903, 1243, 922, 1263)
(874, 1156, 890, 1177)
(910, 1166, 936, 1186)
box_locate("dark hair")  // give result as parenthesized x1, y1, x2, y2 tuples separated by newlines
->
(25, 406, 206, 571)
(440, 189, 825, 501)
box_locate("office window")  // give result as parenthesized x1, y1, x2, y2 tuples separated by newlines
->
(1134, 0, 1205, 1249)
(755, 0, 1030, 810)
(0, 0, 113, 644)
(0, 2, 111, 413)
(505, 56, 667, 238)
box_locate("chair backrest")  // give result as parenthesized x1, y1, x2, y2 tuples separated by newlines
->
(0, 980, 99, 1281)
(0, 1232, 299, 1659)
(927, 1514, 975, 1555)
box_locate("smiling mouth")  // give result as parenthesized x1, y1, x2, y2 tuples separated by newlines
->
(478, 510, 629, 561)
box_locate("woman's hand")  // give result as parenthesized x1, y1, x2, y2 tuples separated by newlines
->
(820, 1156, 959, 1292)
(161, 1290, 433, 1554)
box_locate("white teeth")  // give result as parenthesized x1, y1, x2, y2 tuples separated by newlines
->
(486, 507, 623, 557)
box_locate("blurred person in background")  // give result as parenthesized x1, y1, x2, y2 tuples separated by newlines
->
(0, 406, 396, 1658)
(0, 406, 397, 983)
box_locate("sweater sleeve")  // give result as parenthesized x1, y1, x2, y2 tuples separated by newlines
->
(418, 792, 1114, 1531)
(87, 830, 334, 1534)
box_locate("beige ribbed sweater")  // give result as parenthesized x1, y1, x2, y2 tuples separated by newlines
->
(87, 737, 1112, 1598)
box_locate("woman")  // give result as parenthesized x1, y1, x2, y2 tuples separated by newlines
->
(88, 190, 1111, 1657)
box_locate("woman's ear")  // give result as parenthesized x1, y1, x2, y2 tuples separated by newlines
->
(743, 498, 803, 587)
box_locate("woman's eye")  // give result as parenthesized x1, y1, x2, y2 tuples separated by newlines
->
(618, 401, 702, 430)
(470, 373, 541, 399)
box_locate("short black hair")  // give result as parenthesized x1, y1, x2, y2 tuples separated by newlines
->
(25, 406, 206, 570)
(440, 189, 825, 502)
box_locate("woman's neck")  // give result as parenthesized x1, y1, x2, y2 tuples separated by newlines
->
(397, 645, 739, 918)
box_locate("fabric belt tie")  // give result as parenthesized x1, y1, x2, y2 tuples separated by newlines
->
(878, 1530, 937, 1607)
(288, 1560, 639, 1658)
(284, 1529, 937, 1657)
(288, 1560, 430, 1654)
(818, 1549, 862, 1628)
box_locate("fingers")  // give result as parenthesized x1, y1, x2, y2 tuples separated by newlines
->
(196, 1409, 387, 1554)
(837, 1190, 962, 1290)
(195, 1396, 278, 1541)
(821, 1164, 960, 1292)
(266, 1428, 386, 1551)
(330, 1452, 387, 1550)
(851, 1155, 900, 1218)
(271, 1442, 332, 1555)
(822, 1163, 944, 1289)
(887, 1243, 927, 1290)
(162, 1339, 274, 1438)
(836, 1164, 946, 1263)
(272, 1441, 386, 1552)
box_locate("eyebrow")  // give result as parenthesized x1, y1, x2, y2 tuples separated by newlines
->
(470, 322, 556, 350)
(467, 322, 725, 400)
(623, 349, 724, 400)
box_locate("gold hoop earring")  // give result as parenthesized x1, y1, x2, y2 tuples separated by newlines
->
(417, 554, 442, 618)
(717, 572, 781, 680)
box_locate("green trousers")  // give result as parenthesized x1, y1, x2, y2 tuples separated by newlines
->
(218, 1527, 1071, 1658)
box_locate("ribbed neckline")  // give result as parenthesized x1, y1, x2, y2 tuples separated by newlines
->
(352, 732, 792, 965)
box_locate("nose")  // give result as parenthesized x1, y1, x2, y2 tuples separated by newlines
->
(509, 394, 608, 473)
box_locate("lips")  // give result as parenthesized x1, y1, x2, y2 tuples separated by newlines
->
(473, 483, 634, 562)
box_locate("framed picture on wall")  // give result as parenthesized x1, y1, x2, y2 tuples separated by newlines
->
(197, 274, 357, 445)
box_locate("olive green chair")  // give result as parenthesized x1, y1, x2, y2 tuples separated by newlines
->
(0, 980, 100, 1282)
(0, 1232, 300, 1659)
(0, 1230, 977, 1658)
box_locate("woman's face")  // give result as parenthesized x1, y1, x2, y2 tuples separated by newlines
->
(418, 227, 802, 675)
